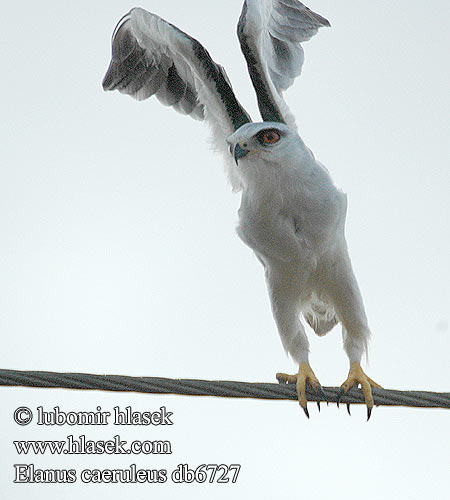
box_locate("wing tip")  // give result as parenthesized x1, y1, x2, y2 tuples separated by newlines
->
(319, 16, 331, 28)
(303, 3, 331, 29)
(102, 68, 113, 91)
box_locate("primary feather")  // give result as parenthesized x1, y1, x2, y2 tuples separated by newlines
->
(237, 0, 330, 129)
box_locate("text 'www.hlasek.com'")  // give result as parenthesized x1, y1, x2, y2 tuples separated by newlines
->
(12, 405, 241, 485)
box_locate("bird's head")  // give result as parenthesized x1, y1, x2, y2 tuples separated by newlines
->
(226, 122, 298, 167)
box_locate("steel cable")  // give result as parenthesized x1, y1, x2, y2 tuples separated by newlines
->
(0, 369, 448, 409)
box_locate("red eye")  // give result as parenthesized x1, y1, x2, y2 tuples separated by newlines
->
(262, 131, 280, 144)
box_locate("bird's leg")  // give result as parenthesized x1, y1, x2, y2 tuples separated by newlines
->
(276, 362, 326, 418)
(266, 266, 326, 416)
(317, 254, 382, 419)
(338, 362, 382, 420)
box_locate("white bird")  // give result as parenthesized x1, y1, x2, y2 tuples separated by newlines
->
(103, 0, 381, 418)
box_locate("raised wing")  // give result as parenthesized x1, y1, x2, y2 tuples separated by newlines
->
(103, 8, 251, 138)
(237, 0, 330, 130)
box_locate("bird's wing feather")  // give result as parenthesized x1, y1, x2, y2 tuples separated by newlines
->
(237, 0, 329, 130)
(103, 8, 251, 140)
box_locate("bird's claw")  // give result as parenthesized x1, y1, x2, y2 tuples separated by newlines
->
(275, 372, 296, 385)
(346, 403, 351, 416)
(317, 384, 328, 404)
(339, 362, 381, 420)
(314, 384, 327, 413)
(276, 363, 324, 418)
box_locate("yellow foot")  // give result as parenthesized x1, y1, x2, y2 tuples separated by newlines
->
(276, 362, 327, 418)
(338, 362, 382, 421)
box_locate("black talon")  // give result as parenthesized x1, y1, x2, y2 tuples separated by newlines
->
(303, 406, 310, 419)
(317, 401, 321, 412)
(367, 407, 372, 421)
(336, 387, 345, 408)
(346, 403, 351, 416)
(317, 385, 328, 404)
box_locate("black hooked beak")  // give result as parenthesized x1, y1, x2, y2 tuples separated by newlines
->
(233, 143, 249, 165)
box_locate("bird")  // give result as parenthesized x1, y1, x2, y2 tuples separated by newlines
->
(102, 0, 382, 419)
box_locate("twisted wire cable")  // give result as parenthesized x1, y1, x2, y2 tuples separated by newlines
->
(0, 369, 448, 409)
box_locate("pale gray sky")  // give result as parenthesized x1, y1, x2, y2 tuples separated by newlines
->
(1, 1, 449, 498)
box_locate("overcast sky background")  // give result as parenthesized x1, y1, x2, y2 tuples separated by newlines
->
(1, 0, 449, 498)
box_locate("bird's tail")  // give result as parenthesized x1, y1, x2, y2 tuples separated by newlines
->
(303, 293, 338, 336)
